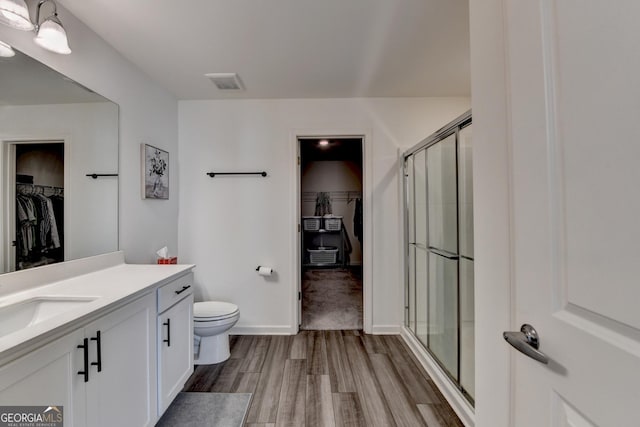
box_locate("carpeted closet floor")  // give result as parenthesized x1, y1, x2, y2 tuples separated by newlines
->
(301, 267, 363, 330)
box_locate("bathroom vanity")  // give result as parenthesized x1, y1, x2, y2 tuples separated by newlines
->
(0, 252, 194, 426)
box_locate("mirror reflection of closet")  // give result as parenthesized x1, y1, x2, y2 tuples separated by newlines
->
(13, 142, 65, 270)
(0, 46, 119, 274)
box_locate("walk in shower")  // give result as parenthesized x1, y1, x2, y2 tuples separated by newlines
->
(404, 111, 474, 404)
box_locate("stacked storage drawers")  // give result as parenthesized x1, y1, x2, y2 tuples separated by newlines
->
(303, 216, 343, 265)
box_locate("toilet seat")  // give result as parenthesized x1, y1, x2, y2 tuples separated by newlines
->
(194, 301, 239, 321)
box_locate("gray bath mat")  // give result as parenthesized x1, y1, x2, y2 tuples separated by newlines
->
(157, 392, 252, 427)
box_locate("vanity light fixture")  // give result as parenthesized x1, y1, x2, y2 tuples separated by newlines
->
(0, 0, 33, 30)
(0, 39, 15, 56)
(0, 0, 71, 55)
(33, 1, 70, 54)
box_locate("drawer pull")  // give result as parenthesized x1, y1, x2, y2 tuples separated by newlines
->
(175, 285, 191, 295)
(91, 330, 102, 372)
(163, 318, 171, 347)
(77, 338, 89, 382)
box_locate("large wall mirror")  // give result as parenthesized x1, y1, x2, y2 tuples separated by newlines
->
(0, 47, 118, 273)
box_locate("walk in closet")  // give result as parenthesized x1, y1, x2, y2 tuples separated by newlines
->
(404, 111, 474, 403)
(14, 143, 65, 270)
(298, 137, 364, 331)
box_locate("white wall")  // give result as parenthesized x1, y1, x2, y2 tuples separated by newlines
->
(0, 4, 179, 264)
(469, 0, 512, 425)
(301, 160, 362, 264)
(0, 103, 118, 263)
(178, 97, 470, 333)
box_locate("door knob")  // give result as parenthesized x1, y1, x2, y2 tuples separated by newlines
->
(503, 324, 549, 364)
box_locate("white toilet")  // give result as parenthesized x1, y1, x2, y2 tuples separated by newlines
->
(193, 301, 240, 365)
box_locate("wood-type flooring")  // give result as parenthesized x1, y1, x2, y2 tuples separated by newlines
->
(183, 331, 464, 427)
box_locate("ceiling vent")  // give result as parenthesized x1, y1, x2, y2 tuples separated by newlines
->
(205, 73, 245, 91)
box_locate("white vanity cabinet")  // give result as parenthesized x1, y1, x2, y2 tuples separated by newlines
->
(84, 293, 156, 427)
(157, 273, 194, 416)
(0, 293, 156, 427)
(0, 329, 87, 426)
(0, 254, 195, 427)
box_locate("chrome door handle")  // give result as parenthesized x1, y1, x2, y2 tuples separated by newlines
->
(503, 324, 549, 364)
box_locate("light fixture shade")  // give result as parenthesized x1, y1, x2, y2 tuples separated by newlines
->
(0, 39, 15, 57)
(34, 14, 70, 54)
(0, 0, 34, 31)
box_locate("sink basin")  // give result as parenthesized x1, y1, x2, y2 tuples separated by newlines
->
(0, 296, 98, 338)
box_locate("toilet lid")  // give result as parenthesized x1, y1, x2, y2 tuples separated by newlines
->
(194, 301, 239, 319)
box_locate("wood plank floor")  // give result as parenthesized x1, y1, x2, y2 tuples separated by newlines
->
(183, 331, 464, 427)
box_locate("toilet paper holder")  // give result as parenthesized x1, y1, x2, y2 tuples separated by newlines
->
(256, 266, 274, 276)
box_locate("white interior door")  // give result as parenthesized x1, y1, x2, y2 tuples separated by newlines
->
(504, 0, 640, 425)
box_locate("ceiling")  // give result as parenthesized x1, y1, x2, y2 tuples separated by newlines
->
(57, 0, 470, 100)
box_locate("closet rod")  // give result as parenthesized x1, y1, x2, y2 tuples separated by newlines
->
(206, 171, 267, 177)
(301, 191, 362, 201)
(86, 173, 119, 179)
(17, 183, 63, 190)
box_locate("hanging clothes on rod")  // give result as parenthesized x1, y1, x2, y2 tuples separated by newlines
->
(314, 192, 332, 216)
(15, 183, 64, 270)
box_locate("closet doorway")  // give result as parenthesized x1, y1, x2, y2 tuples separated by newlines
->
(4, 141, 66, 271)
(298, 137, 363, 330)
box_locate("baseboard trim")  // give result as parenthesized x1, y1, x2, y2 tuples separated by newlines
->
(230, 325, 401, 335)
(230, 325, 295, 335)
(371, 325, 401, 334)
(400, 327, 475, 427)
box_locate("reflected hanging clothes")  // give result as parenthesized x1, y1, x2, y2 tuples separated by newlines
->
(34, 193, 60, 249)
(353, 198, 362, 244)
(16, 195, 37, 257)
(15, 187, 63, 269)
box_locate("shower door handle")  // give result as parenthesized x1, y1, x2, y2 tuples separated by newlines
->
(503, 324, 549, 364)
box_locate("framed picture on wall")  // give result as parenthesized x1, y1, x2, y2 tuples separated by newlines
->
(141, 143, 169, 199)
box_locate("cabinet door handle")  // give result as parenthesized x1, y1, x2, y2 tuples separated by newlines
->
(175, 285, 191, 295)
(163, 318, 171, 347)
(91, 330, 102, 372)
(77, 338, 89, 382)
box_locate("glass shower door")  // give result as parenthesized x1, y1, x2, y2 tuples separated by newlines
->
(414, 150, 428, 347)
(404, 113, 474, 405)
(426, 134, 459, 379)
(405, 150, 429, 346)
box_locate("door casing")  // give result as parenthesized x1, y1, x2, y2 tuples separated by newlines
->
(291, 129, 373, 333)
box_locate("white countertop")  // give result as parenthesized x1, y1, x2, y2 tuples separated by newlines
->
(0, 256, 194, 363)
